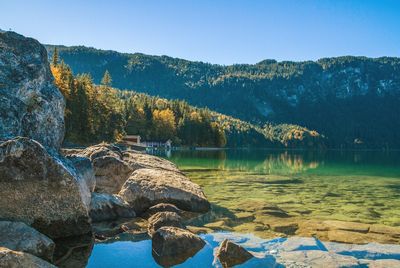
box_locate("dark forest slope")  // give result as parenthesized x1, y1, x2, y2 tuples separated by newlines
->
(46, 45, 400, 148)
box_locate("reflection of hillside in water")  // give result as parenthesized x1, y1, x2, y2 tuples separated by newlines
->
(167, 149, 321, 174)
(254, 152, 320, 175)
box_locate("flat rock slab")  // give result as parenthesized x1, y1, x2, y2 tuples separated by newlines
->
(0, 221, 54, 262)
(119, 168, 210, 214)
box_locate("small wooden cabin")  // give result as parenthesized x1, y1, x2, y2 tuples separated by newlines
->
(122, 135, 141, 146)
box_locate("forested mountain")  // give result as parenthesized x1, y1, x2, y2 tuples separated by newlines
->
(50, 58, 323, 148)
(46, 45, 400, 149)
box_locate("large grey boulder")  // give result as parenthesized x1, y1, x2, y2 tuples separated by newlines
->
(152, 226, 205, 267)
(119, 168, 210, 214)
(0, 247, 56, 268)
(90, 192, 135, 222)
(0, 137, 91, 238)
(0, 221, 54, 262)
(0, 31, 65, 150)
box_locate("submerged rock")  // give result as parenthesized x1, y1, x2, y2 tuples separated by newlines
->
(147, 212, 184, 236)
(152, 226, 205, 267)
(0, 137, 91, 238)
(0, 221, 54, 262)
(119, 168, 210, 214)
(90, 192, 135, 222)
(0, 247, 56, 268)
(215, 239, 253, 268)
(0, 31, 65, 150)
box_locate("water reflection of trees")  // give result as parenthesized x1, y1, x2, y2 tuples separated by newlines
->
(164, 149, 321, 174)
(256, 152, 320, 174)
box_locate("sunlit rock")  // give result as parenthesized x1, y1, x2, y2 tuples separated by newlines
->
(119, 168, 210, 214)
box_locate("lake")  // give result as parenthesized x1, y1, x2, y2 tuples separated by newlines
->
(86, 149, 400, 267)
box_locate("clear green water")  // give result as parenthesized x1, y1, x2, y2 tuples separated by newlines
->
(85, 149, 400, 267)
(162, 149, 400, 228)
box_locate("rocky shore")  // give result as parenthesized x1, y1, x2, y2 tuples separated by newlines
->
(1, 31, 399, 267)
(0, 31, 214, 267)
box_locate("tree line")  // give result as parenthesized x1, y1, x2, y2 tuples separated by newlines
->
(51, 48, 324, 148)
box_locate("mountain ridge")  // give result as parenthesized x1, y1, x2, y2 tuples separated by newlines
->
(46, 44, 400, 149)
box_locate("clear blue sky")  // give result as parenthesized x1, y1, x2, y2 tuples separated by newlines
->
(1, 0, 399, 64)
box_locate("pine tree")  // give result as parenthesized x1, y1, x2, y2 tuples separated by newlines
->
(52, 47, 59, 66)
(101, 70, 112, 87)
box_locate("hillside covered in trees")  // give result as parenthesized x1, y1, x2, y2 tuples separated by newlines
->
(50, 52, 323, 148)
(47, 45, 400, 149)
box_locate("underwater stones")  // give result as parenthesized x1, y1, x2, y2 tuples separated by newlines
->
(260, 204, 291, 218)
(278, 250, 360, 268)
(119, 168, 210, 214)
(204, 220, 233, 231)
(323, 220, 370, 233)
(151, 226, 205, 267)
(0, 247, 56, 268)
(360, 259, 400, 268)
(0, 137, 91, 238)
(0, 221, 55, 262)
(215, 239, 254, 268)
(271, 222, 299, 235)
(147, 212, 184, 236)
(324, 241, 400, 260)
(369, 224, 400, 237)
(277, 237, 325, 252)
(89, 192, 136, 222)
(0, 31, 65, 150)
